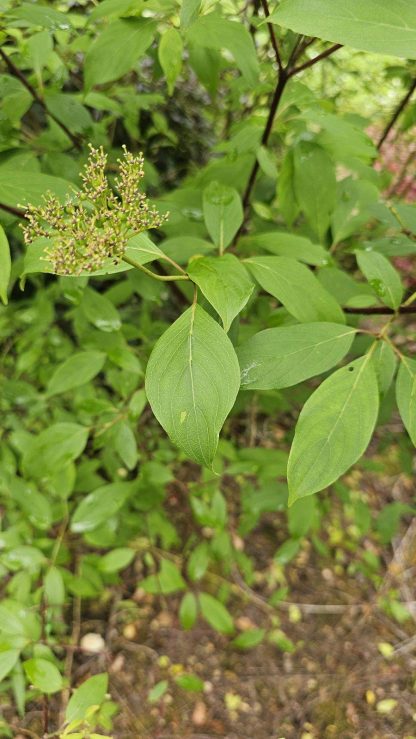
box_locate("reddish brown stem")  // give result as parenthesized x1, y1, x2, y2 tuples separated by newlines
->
(377, 77, 416, 150)
(0, 49, 83, 150)
(288, 43, 342, 77)
(260, 0, 283, 72)
(344, 305, 416, 315)
(0, 202, 27, 218)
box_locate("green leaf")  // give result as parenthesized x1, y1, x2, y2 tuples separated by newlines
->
(180, 0, 201, 27)
(22, 424, 89, 479)
(8, 3, 71, 29)
(278, 149, 298, 227)
(161, 236, 215, 265)
(0, 170, 74, 208)
(45, 94, 92, 135)
(66, 674, 108, 724)
(187, 15, 259, 86)
(70, 483, 133, 533)
(187, 255, 253, 332)
(245, 257, 345, 323)
(187, 542, 210, 581)
(174, 674, 204, 692)
(331, 179, 379, 243)
(199, 593, 234, 635)
(179, 593, 198, 630)
(396, 356, 416, 446)
(159, 28, 183, 95)
(268, 0, 416, 59)
(145, 305, 240, 467)
(88, 0, 141, 21)
(373, 341, 397, 397)
(241, 231, 330, 267)
(288, 354, 379, 502)
(114, 422, 138, 470)
(141, 559, 186, 595)
(47, 351, 106, 396)
(81, 288, 121, 332)
(23, 658, 63, 694)
(238, 323, 356, 390)
(84, 19, 155, 89)
(98, 548, 135, 573)
(44, 567, 65, 607)
(231, 629, 265, 650)
(23, 233, 162, 279)
(203, 182, 243, 252)
(148, 680, 168, 703)
(10, 479, 52, 530)
(0, 225, 11, 305)
(0, 648, 20, 682)
(356, 251, 403, 310)
(293, 142, 336, 243)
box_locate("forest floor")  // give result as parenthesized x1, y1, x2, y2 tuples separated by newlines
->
(12, 453, 416, 739)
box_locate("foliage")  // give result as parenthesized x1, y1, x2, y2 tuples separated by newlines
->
(0, 0, 415, 734)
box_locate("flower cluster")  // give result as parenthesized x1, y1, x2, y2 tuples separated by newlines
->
(22, 145, 167, 275)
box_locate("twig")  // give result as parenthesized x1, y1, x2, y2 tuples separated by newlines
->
(343, 304, 416, 315)
(241, 68, 289, 215)
(288, 43, 342, 77)
(0, 49, 83, 150)
(260, 0, 283, 72)
(122, 255, 189, 281)
(377, 77, 416, 150)
(0, 201, 27, 218)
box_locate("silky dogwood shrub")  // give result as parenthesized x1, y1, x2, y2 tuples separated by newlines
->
(20, 143, 416, 507)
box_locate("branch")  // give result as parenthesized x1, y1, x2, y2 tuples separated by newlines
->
(0, 202, 26, 219)
(377, 77, 416, 150)
(242, 68, 289, 214)
(0, 49, 83, 151)
(260, 0, 283, 72)
(288, 43, 342, 77)
(122, 255, 190, 282)
(343, 304, 416, 315)
(234, 39, 343, 245)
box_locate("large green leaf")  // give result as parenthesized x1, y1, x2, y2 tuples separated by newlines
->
(238, 323, 356, 390)
(293, 142, 336, 243)
(288, 354, 379, 502)
(268, 0, 416, 59)
(0, 170, 74, 208)
(241, 232, 330, 267)
(202, 182, 243, 252)
(187, 254, 254, 331)
(396, 356, 416, 446)
(47, 351, 106, 396)
(245, 256, 345, 323)
(23, 658, 62, 694)
(0, 225, 11, 305)
(186, 14, 259, 86)
(22, 233, 163, 278)
(356, 250, 403, 310)
(84, 18, 155, 89)
(81, 288, 121, 333)
(159, 27, 183, 95)
(145, 304, 240, 466)
(331, 179, 379, 243)
(22, 423, 89, 478)
(71, 482, 133, 533)
(199, 593, 234, 635)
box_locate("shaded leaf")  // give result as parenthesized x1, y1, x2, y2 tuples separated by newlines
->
(145, 305, 240, 467)
(288, 355, 379, 502)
